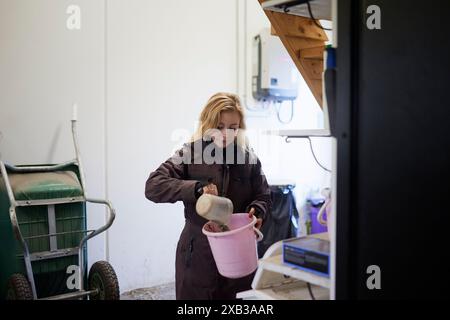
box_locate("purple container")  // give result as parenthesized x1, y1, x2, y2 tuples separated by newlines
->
(310, 204, 328, 234)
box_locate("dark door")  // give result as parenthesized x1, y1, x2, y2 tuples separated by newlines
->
(336, 0, 450, 299)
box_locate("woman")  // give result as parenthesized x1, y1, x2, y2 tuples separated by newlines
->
(145, 92, 271, 300)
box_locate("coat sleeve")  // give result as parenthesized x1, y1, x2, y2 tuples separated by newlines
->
(245, 157, 272, 220)
(145, 147, 198, 204)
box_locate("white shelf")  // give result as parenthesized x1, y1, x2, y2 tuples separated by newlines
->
(262, 0, 332, 21)
(259, 254, 330, 289)
(238, 233, 330, 300)
(237, 281, 330, 300)
(263, 129, 331, 137)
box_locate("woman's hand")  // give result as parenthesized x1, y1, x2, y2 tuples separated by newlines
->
(203, 183, 218, 196)
(248, 207, 263, 230)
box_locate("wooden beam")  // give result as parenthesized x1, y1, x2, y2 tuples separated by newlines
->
(259, 0, 326, 107)
(269, 11, 328, 41)
(311, 79, 323, 102)
(299, 46, 325, 60)
(285, 36, 324, 51)
(270, 25, 278, 36)
(302, 59, 323, 80)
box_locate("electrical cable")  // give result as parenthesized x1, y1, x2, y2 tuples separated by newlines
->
(307, 137, 331, 172)
(307, 282, 316, 300)
(276, 100, 295, 124)
(306, 0, 332, 31)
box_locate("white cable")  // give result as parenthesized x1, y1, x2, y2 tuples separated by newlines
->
(307, 137, 331, 172)
(276, 101, 294, 124)
(317, 196, 331, 226)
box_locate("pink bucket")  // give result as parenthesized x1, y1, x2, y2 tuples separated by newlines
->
(202, 213, 264, 279)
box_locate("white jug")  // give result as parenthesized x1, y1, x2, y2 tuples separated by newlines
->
(196, 194, 233, 226)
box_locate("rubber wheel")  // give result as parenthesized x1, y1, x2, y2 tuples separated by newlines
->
(6, 274, 33, 300)
(88, 261, 120, 300)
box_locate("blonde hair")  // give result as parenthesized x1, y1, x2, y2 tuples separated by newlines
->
(192, 92, 249, 149)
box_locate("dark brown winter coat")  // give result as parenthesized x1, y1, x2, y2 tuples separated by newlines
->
(145, 139, 271, 299)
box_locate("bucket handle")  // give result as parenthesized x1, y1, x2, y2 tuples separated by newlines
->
(317, 197, 330, 227)
(254, 227, 264, 242)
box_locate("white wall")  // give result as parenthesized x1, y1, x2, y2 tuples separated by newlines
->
(0, 0, 331, 293)
(106, 0, 237, 291)
(0, 0, 107, 269)
(237, 0, 332, 216)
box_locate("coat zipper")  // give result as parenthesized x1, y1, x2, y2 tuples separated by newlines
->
(222, 164, 229, 197)
(185, 237, 194, 267)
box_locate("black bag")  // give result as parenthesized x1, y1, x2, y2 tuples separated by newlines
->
(257, 185, 299, 258)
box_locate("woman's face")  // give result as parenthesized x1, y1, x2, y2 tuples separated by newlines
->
(212, 111, 240, 148)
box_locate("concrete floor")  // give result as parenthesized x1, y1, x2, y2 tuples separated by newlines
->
(120, 282, 176, 300)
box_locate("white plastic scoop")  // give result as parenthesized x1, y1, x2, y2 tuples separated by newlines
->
(196, 194, 233, 230)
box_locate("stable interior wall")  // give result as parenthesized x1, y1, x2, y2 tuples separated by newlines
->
(0, 0, 331, 293)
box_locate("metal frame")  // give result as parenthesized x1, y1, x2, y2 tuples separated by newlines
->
(334, 0, 450, 299)
(334, 0, 355, 299)
(0, 119, 116, 300)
